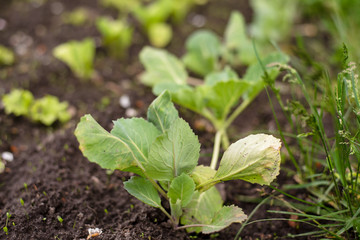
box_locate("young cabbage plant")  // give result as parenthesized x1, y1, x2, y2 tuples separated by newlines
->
(140, 46, 287, 167)
(2, 89, 71, 126)
(96, 17, 133, 59)
(75, 91, 282, 234)
(0, 45, 15, 66)
(53, 38, 95, 80)
(132, 0, 173, 48)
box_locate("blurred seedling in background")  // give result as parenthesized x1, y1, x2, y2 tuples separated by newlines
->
(96, 17, 133, 59)
(75, 91, 282, 234)
(2, 89, 71, 126)
(0, 45, 15, 66)
(53, 38, 95, 80)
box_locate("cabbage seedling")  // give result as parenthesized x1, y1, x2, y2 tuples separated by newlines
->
(2, 89, 71, 126)
(96, 17, 133, 59)
(0, 45, 15, 66)
(140, 46, 287, 168)
(75, 91, 282, 234)
(53, 38, 95, 80)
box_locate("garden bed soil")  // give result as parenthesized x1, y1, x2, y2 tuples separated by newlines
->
(1, 0, 316, 239)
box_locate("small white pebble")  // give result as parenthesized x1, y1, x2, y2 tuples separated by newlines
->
(119, 95, 131, 108)
(51, 2, 64, 15)
(0, 18, 7, 31)
(125, 108, 137, 117)
(190, 14, 206, 28)
(1, 152, 14, 162)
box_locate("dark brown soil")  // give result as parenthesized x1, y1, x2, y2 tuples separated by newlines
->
(0, 0, 317, 239)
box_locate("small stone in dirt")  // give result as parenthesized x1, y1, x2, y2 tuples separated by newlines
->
(119, 95, 131, 108)
(190, 14, 206, 28)
(1, 151, 14, 162)
(0, 18, 7, 31)
(87, 228, 102, 239)
(51, 2, 64, 15)
(125, 108, 137, 117)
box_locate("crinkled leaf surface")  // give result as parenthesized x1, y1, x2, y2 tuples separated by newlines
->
(75, 115, 160, 173)
(168, 173, 195, 206)
(214, 134, 281, 185)
(2, 89, 34, 116)
(144, 118, 200, 181)
(123, 176, 161, 208)
(181, 187, 223, 233)
(202, 205, 247, 234)
(147, 91, 178, 133)
(183, 30, 221, 76)
(140, 47, 187, 86)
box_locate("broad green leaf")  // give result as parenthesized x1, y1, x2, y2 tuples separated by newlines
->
(2, 89, 34, 116)
(181, 187, 223, 233)
(0, 45, 15, 65)
(214, 134, 281, 185)
(53, 38, 95, 79)
(205, 80, 252, 119)
(168, 173, 195, 206)
(123, 176, 161, 208)
(183, 30, 221, 76)
(147, 91, 179, 133)
(204, 66, 239, 85)
(140, 47, 188, 86)
(148, 22, 172, 48)
(202, 205, 247, 234)
(223, 11, 254, 65)
(145, 118, 200, 181)
(190, 165, 216, 191)
(153, 82, 209, 119)
(111, 118, 161, 167)
(75, 115, 159, 173)
(243, 52, 289, 82)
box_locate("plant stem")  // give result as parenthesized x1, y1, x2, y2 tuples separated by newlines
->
(175, 224, 209, 230)
(159, 206, 177, 226)
(223, 98, 252, 130)
(210, 130, 223, 170)
(144, 173, 168, 200)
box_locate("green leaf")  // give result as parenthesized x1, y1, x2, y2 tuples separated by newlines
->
(204, 66, 239, 86)
(181, 187, 223, 233)
(147, 90, 179, 134)
(205, 80, 252, 119)
(0, 161, 4, 174)
(145, 118, 200, 181)
(96, 17, 133, 58)
(202, 205, 247, 234)
(190, 165, 216, 191)
(223, 11, 254, 65)
(30, 95, 71, 125)
(53, 38, 95, 79)
(170, 199, 183, 224)
(123, 176, 161, 208)
(183, 30, 221, 76)
(2, 89, 34, 116)
(148, 22, 172, 48)
(75, 115, 160, 173)
(243, 52, 289, 82)
(0, 45, 15, 66)
(168, 173, 195, 207)
(214, 134, 282, 185)
(140, 47, 188, 86)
